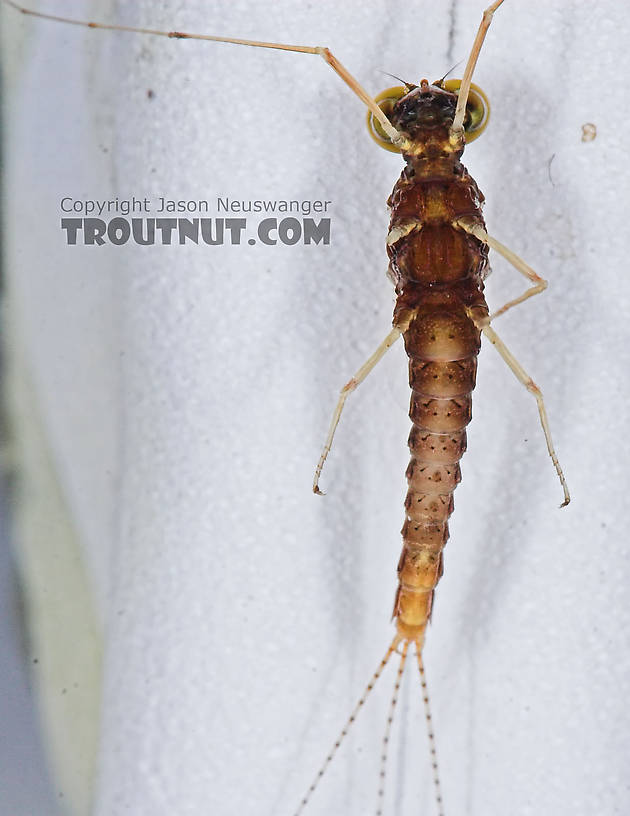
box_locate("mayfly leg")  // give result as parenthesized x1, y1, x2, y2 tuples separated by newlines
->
(2, 0, 403, 148)
(479, 322, 571, 506)
(455, 218, 548, 321)
(456, 217, 571, 506)
(449, 0, 505, 143)
(312, 325, 403, 494)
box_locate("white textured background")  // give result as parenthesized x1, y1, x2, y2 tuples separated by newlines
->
(2, 1, 629, 815)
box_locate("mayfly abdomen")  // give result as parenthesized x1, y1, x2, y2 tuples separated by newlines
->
(395, 304, 483, 641)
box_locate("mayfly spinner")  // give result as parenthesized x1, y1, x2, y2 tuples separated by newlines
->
(2, 1, 570, 814)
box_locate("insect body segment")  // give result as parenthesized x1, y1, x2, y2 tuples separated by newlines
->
(386, 81, 489, 645)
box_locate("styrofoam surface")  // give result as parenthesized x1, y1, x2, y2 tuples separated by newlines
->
(2, 1, 629, 815)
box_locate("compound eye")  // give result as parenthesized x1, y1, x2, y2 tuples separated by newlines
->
(442, 79, 490, 142)
(366, 85, 408, 153)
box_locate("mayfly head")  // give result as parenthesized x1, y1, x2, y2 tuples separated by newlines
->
(367, 79, 490, 155)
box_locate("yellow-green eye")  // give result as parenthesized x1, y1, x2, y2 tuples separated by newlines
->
(366, 85, 408, 153)
(442, 79, 490, 142)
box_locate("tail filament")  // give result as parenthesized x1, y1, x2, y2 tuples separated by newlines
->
(376, 640, 409, 815)
(292, 636, 400, 816)
(417, 650, 445, 816)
